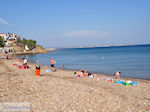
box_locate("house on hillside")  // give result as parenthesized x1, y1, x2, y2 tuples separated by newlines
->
(0, 33, 20, 46)
(0, 33, 19, 41)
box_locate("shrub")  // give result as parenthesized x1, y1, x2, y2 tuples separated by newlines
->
(0, 36, 4, 47)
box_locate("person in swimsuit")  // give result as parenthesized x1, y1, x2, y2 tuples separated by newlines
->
(114, 71, 121, 80)
(81, 69, 96, 77)
(50, 58, 55, 72)
(81, 69, 88, 76)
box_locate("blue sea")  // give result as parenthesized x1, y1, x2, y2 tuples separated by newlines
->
(24, 45, 150, 79)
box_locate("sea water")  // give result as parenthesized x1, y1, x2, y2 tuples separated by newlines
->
(25, 45, 150, 79)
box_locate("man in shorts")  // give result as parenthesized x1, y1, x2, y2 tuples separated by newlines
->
(50, 58, 55, 72)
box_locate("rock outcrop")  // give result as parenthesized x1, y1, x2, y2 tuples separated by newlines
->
(31, 45, 46, 54)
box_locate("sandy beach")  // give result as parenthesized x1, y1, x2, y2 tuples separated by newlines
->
(0, 55, 150, 112)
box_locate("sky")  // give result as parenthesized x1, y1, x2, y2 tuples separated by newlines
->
(0, 0, 150, 48)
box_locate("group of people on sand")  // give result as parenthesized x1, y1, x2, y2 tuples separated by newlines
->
(74, 69, 97, 78)
(50, 58, 121, 80)
(15, 56, 121, 79)
(15, 57, 29, 69)
(74, 69, 121, 80)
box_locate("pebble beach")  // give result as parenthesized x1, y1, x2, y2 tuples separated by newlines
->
(0, 55, 150, 112)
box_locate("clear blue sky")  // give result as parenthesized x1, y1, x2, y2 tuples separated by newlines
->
(0, 0, 150, 48)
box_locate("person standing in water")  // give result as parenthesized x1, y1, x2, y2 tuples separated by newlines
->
(50, 58, 55, 72)
(61, 65, 64, 70)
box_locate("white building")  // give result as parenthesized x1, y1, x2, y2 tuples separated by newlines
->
(0, 33, 8, 41)
(0, 33, 19, 41)
(25, 45, 29, 51)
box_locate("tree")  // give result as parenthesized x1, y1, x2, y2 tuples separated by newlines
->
(20, 37, 37, 50)
(26, 40, 36, 50)
(0, 36, 4, 47)
(32, 40, 36, 48)
(22, 38, 27, 46)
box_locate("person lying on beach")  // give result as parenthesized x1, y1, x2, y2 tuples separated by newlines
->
(13, 61, 22, 68)
(87, 73, 97, 78)
(16, 61, 22, 68)
(81, 69, 88, 76)
(81, 69, 97, 78)
(74, 70, 81, 77)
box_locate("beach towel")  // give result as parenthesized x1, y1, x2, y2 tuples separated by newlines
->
(89, 75, 94, 78)
(45, 69, 51, 72)
(132, 82, 138, 86)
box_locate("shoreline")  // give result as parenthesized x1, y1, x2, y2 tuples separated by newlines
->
(32, 63, 150, 81)
(27, 60, 150, 83)
(10, 51, 48, 55)
(60, 68, 150, 83)
(63, 68, 150, 81)
(1, 52, 150, 81)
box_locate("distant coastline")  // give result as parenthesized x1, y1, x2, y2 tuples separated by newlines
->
(53, 43, 150, 50)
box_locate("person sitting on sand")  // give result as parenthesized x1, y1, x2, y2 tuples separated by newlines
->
(22, 58, 29, 69)
(114, 71, 121, 80)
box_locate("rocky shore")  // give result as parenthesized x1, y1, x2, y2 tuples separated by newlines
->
(0, 57, 150, 112)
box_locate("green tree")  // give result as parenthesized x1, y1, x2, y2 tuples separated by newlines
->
(26, 40, 37, 50)
(22, 38, 27, 46)
(20, 37, 37, 50)
(32, 40, 36, 48)
(0, 36, 4, 47)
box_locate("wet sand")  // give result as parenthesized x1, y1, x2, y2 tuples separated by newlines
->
(0, 56, 150, 112)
